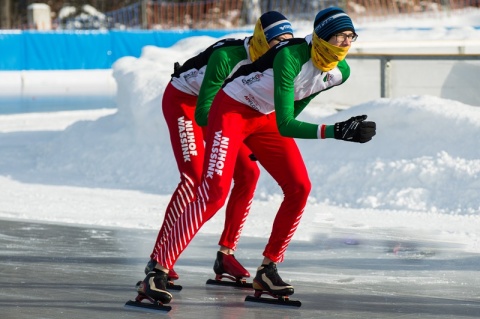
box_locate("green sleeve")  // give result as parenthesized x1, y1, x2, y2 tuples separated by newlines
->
(293, 96, 335, 138)
(293, 93, 319, 118)
(276, 57, 351, 139)
(195, 47, 247, 126)
(338, 59, 350, 82)
(293, 59, 350, 118)
(274, 47, 320, 139)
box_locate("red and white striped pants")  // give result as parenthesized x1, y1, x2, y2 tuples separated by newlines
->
(153, 89, 311, 269)
(150, 83, 259, 261)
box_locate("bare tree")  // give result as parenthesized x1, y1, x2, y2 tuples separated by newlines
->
(241, 0, 261, 25)
(0, 0, 12, 28)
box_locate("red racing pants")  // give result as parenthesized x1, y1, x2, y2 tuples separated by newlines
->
(150, 83, 260, 260)
(154, 89, 311, 269)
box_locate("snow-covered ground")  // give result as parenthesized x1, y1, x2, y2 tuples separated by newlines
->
(0, 11, 479, 263)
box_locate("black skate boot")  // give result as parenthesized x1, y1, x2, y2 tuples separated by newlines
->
(125, 269, 173, 312)
(137, 269, 173, 305)
(144, 258, 182, 290)
(206, 251, 252, 288)
(144, 258, 156, 275)
(253, 262, 294, 296)
(245, 262, 301, 307)
(145, 258, 179, 280)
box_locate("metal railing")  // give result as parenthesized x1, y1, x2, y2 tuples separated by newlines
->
(347, 53, 480, 98)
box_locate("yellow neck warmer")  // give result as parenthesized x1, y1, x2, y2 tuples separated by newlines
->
(249, 19, 270, 62)
(311, 32, 350, 72)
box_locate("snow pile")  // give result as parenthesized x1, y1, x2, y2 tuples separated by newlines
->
(27, 45, 480, 214)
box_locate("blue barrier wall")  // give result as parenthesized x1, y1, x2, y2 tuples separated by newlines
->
(0, 30, 248, 71)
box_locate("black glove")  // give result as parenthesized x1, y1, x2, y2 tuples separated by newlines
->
(171, 62, 182, 77)
(174, 62, 181, 72)
(334, 115, 376, 143)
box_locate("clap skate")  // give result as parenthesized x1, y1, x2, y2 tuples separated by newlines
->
(125, 269, 173, 312)
(245, 262, 301, 307)
(206, 251, 253, 289)
(144, 258, 182, 291)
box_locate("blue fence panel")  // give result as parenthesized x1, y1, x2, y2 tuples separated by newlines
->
(0, 30, 246, 71)
(0, 32, 25, 70)
(110, 30, 166, 62)
(23, 31, 113, 70)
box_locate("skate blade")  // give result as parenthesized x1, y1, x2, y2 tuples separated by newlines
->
(136, 280, 182, 292)
(245, 295, 301, 308)
(167, 282, 183, 291)
(206, 278, 253, 289)
(124, 300, 172, 312)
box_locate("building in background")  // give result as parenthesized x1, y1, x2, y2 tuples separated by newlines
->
(27, 3, 52, 30)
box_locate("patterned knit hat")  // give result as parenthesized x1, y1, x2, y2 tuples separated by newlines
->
(260, 11, 293, 42)
(313, 7, 355, 41)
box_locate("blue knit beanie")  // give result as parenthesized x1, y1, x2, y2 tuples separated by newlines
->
(260, 11, 293, 42)
(314, 7, 355, 41)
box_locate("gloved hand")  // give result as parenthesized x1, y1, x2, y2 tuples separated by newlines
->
(171, 62, 182, 77)
(174, 62, 181, 72)
(334, 115, 376, 143)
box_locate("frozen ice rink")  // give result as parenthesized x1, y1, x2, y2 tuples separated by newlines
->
(1, 9, 479, 319)
(1, 218, 479, 319)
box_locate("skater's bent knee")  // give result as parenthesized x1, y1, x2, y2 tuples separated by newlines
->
(285, 179, 311, 199)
